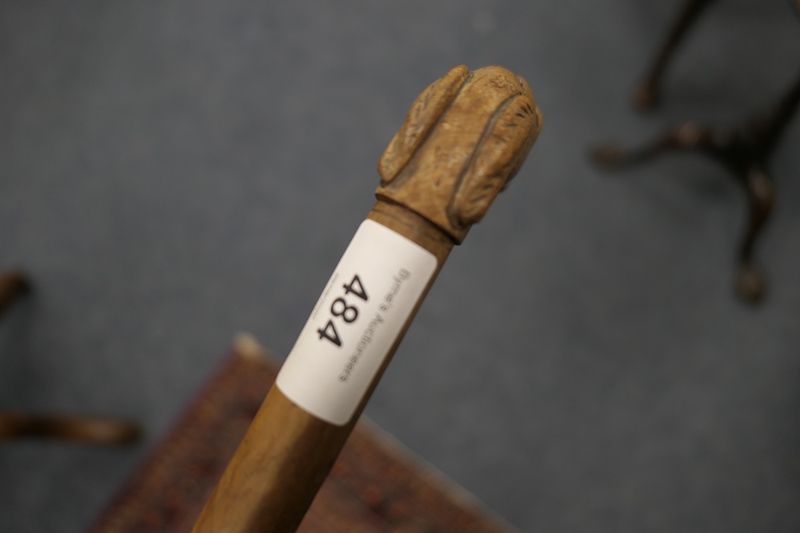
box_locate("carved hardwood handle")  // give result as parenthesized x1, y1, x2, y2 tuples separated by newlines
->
(192, 65, 541, 533)
(377, 65, 542, 242)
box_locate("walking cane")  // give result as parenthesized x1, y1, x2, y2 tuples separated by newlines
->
(192, 64, 542, 533)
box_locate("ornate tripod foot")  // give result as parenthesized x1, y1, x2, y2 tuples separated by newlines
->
(595, 33, 800, 303)
(589, 117, 783, 304)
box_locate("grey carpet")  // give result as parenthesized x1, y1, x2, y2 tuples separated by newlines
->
(2, 1, 800, 531)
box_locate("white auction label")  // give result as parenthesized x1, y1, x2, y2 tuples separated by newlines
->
(276, 219, 438, 426)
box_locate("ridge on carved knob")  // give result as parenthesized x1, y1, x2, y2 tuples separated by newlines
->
(376, 65, 542, 243)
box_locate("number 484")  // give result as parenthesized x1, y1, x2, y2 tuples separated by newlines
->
(317, 274, 368, 347)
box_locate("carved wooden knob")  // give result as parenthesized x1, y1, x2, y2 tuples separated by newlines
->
(376, 65, 542, 243)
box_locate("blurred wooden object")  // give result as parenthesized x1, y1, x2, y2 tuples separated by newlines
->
(193, 65, 541, 533)
(0, 270, 140, 444)
(0, 270, 30, 317)
(591, 0, 800, 303)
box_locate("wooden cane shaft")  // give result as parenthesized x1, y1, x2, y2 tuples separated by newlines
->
(193, 64, 541, 533)
(192, 201, 453, 533)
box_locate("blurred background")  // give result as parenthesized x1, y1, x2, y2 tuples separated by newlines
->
(2, 0, 800, 531)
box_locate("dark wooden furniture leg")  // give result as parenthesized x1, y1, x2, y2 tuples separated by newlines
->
(0, 271, 31, 318)
(0, 270, 141, 444)
(0, 411, 141, 443)
(592, 69, 800, 302)
(632, 0, 719, 111)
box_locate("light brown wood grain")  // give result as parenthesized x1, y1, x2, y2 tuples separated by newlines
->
(377, 65, 541, 243)
(192, 65, 542, 533)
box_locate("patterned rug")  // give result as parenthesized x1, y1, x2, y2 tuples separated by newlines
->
(88, 335, 518, 533)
